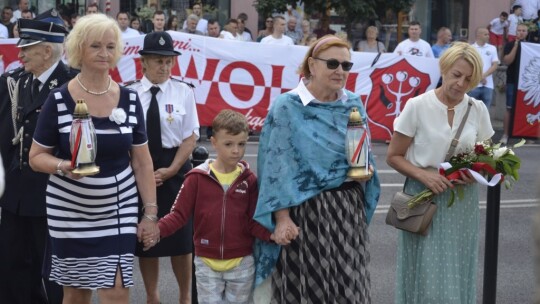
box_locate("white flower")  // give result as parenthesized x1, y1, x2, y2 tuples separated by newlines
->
(521, 57, 540, 107)
(493, 147, 509, 160)
(109, 108, 127, 125)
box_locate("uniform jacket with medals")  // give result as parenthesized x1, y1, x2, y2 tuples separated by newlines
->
(0, 62, 76, 216)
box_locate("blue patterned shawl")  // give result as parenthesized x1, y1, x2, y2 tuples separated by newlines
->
(253, 89, 381, 285)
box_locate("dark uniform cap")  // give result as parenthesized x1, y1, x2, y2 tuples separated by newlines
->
(138, 31, 181, 56)
(17, 8, 68, 48)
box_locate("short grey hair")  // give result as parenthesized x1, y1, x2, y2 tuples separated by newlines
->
(187, 14, 199, 22)
(46, 42, 64, 63)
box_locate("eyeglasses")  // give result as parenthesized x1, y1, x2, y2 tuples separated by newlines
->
(313, 57, 354, 71)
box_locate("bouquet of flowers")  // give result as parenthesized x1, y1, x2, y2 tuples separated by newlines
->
(408, 139, 525, 209)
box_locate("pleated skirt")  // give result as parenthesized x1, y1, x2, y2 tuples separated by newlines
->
(45, 166, 139, 289)
(271, 182, 370, 304)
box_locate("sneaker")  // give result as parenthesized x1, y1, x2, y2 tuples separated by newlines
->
(499, 135, 508, 145)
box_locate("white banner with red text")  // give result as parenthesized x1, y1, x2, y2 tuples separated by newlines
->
(0, 33, 443, 140)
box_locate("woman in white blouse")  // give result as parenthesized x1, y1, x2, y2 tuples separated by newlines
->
(387, 42, 494, 303)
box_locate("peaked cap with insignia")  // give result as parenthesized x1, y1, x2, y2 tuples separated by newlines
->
(138, 31, 181, 56)
(17, 8, 68, 48)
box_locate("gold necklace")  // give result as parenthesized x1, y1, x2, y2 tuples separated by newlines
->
(76, 74, 112, 96)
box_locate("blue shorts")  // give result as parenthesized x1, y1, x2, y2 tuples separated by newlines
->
(506, 83, 515, 109)
(468, 86, 494, 108)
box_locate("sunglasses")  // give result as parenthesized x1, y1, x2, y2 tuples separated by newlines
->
(313, 57, 354, 71)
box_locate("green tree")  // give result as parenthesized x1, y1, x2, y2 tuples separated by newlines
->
(254, 0, 414, 30)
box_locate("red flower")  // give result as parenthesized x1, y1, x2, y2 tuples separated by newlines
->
(474, 144, 487, 155)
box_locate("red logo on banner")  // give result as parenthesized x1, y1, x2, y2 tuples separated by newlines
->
(365, 59, 432, 140)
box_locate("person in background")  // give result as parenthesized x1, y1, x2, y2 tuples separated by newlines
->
(182, 14, 204, 36)
(257, 16, 273, 42)
(394, 20, 434, 57)
(431, 27, 452, 58)
(144, 109, 276, 304)
(530, 9, 540, 42)
(11, 0, 34, 22)
(117, 11, 140, 39)
(514, 0, 540, 20)
(357, 26, 386, 53)
(126, 31, 199, 304)
(298, 19, 312, 46)
(303, 33, 317, 46)
(28, 13, 158, 303)
(488, 11, 509, 60)
(237, 12, 252, 37)
(469, 27, 499, 108)
(237, 18, 252, 41)
(387, 42, 493, 304)
(0, 9, 73, 304)
(261, 16, 294, 46)
(152, 10, 166, 32)
(284, 16, 302, 44)
(183, 2, 208, 35)
(313, 18, 336, 38)
(166, 15, 180, 31)
(283, 2, 302, 32)
(221, 18, 239, 40)
(207, 18, 221, 38)
(507, 5, 524, 42)
(0, 19, 7, 39)
(254, 35, 380, 303)
(20, 9, 32, 20)
(130, 16, 144, 35)
(1, 6, 14, 38)
(69, 13, 80, 30)
(501, 23, 528, 144)
(85, 3, 99, 15)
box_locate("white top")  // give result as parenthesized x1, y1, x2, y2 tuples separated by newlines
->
(514, 0, 540, 20)
(183, 18, 208, 35)
(121, 27, 141, 39)
(472, 42, 499, 89)
(289, 78, 348, 106)
(489, 17, 509, 35)
(394, 90, 494, 168)
(0, 23, 8, 39)
(238, 31, 252, 42)
(508, 14, 523, 36)
(220, 30, 237, 40)
(260, 35, 294, 46)
(393, 39, 434, 57)
(126, 76, 200, 147)
(11, 9, 35, 22)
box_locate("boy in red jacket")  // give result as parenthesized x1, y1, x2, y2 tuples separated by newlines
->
(143, 109, 275, 303)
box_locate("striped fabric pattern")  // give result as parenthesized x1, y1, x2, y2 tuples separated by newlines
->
(271, 183, 371, 304)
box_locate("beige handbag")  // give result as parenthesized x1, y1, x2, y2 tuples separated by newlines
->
(385, 98, 473, 236)
(385, 191, 437, 236)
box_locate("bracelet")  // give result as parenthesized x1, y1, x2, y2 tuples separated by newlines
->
(142, 214, 158, 222)
(142, 203, 158, 212)
(56, 159, 65, 176)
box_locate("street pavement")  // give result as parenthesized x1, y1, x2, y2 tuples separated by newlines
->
(95, 127, 539, 303)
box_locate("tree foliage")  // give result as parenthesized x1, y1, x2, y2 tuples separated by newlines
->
(254, 0, 415, 27)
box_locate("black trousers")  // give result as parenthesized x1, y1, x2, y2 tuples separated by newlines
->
(0, 209, 63, 304)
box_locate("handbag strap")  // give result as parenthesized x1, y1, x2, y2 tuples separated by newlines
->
(444, 98, 473, 162)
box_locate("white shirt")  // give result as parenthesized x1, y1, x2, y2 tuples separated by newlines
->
(394, 90, 494, 168)
(508, 14, 523, 36)
(289, 78, 348, 106)
(35, 61, 60, 91)
(260, 35, 294, 46)
(127, 76, 200, 147)
(0, 23, 8, 39)
(515, 0, 540, 19)
(121, 27, 141, 39)
(237, 31, 252, 42)
(393, 39, 434, 57)
(489, 17, 509, 35)
(183, 18, 208, 35)
(472, 42, 499, 89)
(220, 30, 237, 40)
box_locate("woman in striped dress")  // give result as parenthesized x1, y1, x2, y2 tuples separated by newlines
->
(29, 14, 159, 303)
(253, 35, 381, 303)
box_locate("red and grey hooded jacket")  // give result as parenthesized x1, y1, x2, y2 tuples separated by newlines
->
(158, 159, 272, 259)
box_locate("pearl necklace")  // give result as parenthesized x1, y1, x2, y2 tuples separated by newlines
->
(76, 74, 112, 96)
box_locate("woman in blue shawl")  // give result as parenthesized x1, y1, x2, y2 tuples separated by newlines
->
(254, 35, 380, 303)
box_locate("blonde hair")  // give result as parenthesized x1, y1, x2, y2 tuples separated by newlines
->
(212, 110, 249, 135)
(65, 13, 123, 69)
(298, 35, 351, 78)
(439, 41, 483, 91)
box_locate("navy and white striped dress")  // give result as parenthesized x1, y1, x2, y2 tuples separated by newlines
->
(33, 85, 147, 289)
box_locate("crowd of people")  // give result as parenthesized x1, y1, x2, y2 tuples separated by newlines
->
(0, 1, 535, 304)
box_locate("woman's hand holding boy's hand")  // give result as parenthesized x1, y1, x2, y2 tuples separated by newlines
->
(274, 210, 300, 245)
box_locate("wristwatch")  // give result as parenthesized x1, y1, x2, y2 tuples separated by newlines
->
(56, 160, 65, 176)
